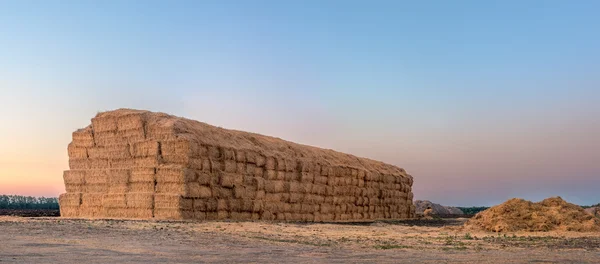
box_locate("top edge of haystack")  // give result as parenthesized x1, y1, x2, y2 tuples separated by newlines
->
(90, 108, 410, 177)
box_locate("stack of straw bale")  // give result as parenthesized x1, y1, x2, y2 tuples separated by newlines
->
(60, 109, 415, 221)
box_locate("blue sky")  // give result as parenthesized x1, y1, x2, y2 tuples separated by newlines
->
(0, 1, 598, 206)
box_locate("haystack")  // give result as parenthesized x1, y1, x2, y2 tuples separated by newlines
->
(59, 109, 415, 221)
(464, 197, 600, 232)
(414, 200, 464, 215)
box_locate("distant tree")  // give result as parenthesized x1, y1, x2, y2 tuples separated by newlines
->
(0, 195, 59, 209)
(581, 203, 600, 209)
(457, 206, 490, 215)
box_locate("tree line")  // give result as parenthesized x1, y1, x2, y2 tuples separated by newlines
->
(456, 206, 490, 215)
(0, 195, 59, 209)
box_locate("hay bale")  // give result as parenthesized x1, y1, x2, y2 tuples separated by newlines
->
(161, 139, 198, 157)
(67, 143, 88, 160)
(108, 183, 128, 193)
(156, 167, 196, 183)
(88, 145, 130, 159)
(72, 127, 95, 147)
(154, 208, 183, 219)
(265, 180, 285, 193)
(126, 193, 154, 209)
(92, 116, 117, 132)
(117, 113, 145, 131)
(102, 194, 127, 208)
(130, 168, 155, 183)
(134, 157, 159, 168)
(59, 193, 81, 207)
(63, 170, 85, 185)
(111, 158, 135, 169)
(132, 140, 159, 158)
(129, 182, 154, 192)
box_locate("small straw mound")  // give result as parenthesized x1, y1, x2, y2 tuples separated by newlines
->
(464, 197, 600, 232)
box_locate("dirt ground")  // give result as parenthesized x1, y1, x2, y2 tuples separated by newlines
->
(1, 216, 599, 263)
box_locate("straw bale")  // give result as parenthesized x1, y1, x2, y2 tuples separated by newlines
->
(154, 208, 183, 219)
(288, 193, 303, 203)
(265, 157, 276, 170)
(243, 150, 257, 164)
(78, 206, 105, 218)
(126, 193, 154, 209)
(161, 139, 198, 157)
(192, 199, 207, 211)
(255, 190, 265, 199)
(129, 182, 154, 192)
(83, 184, 106, 193)
(132, 140, 159, 158)
(154, 194, 191, 210)
(210, 159, 223, 172)
(63, 170, 85, 185)
(265, 180, 285, 193)
(197, 172, 214, 186)
(300, 172, 314, 183)
(67, 143, 88, 160)
(117, 113, 145, 131)
(311, 184, 326, 195)
(280, 172, 291, 181)
(108, 183, 128, 193)
(213, 187, 233, 198)
(88, 145, 131, 159)
(107, 169, 130, 184)
(274, 171, 284, 180)
(219, 173, 241, 188)
(156, 167, 195, 183)
(244, 163, 255, 175)
(92, 116, 117, 132)
(264, 193, 282, 202)
(156, 182, 185, 194)
(214, 199, 228, 211)
(72, 127, 95, 147)
(314, 176, 327, 185)
(276, 158, 286, 171)
(111, 158, 135, 169)
(161, 154, 190, 166)
(134, 156, 160, 168)
(189, 183, 212, 198)
(253, 166, 264, 177)
(108, 208, 154, 219)
(200, 211, 215, 220)
(85, 170, 108, 184)
(102, 194, 127, 208)
(265, 169, 277, 180)
(228, 199, 243, 211)
(261, 211, 275, 220)
(233, 186, 246, 199)
(59, 205, 80, 217)
(255, 154, 266, 167)
(223, 160, 237, 173)
(94, 131, 124, 147)
(284, 159, 296, 172)
(146, 125, 176, 142)
(67, 159, 94, 170)
(60, 193, 82, 207)
(130, 168, 155, 183)
(217, 211, 229, 220)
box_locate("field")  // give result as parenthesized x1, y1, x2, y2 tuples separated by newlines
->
(1, 216, 599, 263)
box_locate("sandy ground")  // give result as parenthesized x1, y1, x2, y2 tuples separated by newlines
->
(1, 216, 599, 263)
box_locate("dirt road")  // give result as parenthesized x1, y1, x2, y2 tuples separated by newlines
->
(1, 216, 598, 263)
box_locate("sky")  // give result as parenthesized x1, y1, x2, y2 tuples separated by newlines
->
(0, 1, 598, 206)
